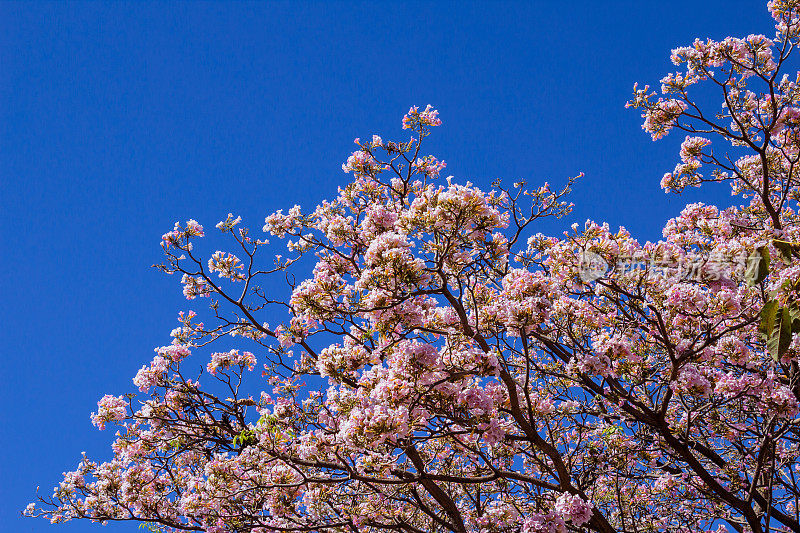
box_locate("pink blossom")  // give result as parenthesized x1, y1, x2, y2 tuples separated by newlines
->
(402, 104, 441, 130)
(554, 492, 593, 526)
(132, 355, 170, 392)
(522, 511, 566, 533)
(90, 395, 128, 430)
(207, 349, 257, 375)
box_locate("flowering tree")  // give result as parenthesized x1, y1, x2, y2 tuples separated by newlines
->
(25, 2, 800, 532)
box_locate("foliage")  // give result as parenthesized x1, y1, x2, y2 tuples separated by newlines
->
(24, 3, 800, 532)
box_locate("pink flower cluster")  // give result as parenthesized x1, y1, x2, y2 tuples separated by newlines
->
(492, 268, 553, 335)
(522, 511, 566, 533)
(180, 274, 211, 299)
(402, 104, 441, 130)
(90, 395, 127, 430)
(161, 219, 204, 249)
(671, 363, 713, 397)
(156, 343, 191, 362)
(554, 492, 593, 526)
(715, 371, 799, 418)
(411, 155, 447, 178)
(341, 149, 384, 176)
(207, 251, 245, 281)
(263, 205, 302, 238)
(316, 343, 371, 380)
(132, 354, 170, 393)
(769, 0, 800, 37)
(642, 98, 688, 140)
(206, 349, 257, 375)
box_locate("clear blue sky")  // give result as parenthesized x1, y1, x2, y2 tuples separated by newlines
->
(1, 1, 764, 531)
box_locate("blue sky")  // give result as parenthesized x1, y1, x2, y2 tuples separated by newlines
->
(1, 1, 764, 531)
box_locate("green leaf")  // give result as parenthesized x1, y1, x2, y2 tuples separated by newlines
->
(766, 306, 794, 361)
(773, 239, 800, 263)
(788, 304, 800, 333)
(601, 425, 621, 436)
(745, 246, 770, 286)
(232, 428, 257, 450)
(257, 414, 278, 428)
(759, 300, 779, 337)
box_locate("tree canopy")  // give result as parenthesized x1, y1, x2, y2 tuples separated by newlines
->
(26, 2, 800, 532)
